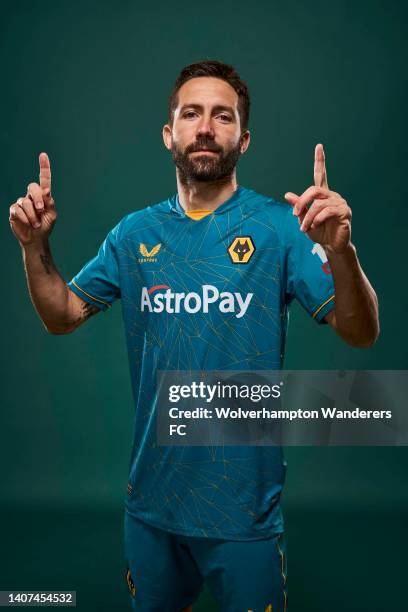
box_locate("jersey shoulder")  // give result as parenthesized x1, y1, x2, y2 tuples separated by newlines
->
(112, 197, 174, 243)
(241, 186, 295, 241)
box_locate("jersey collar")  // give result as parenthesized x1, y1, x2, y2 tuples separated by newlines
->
(169, 185, 245, 217)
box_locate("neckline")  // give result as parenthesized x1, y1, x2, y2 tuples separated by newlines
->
(170, 185, 245, 218)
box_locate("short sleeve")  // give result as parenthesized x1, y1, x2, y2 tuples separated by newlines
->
(284, 209, 335, 323)
(67, 221, 122, 311)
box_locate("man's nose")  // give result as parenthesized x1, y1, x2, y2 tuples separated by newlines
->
(196, 117, 215, 138)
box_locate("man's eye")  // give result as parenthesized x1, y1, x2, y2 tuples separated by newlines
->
(218, 114, 232, 122)
(183, 111, 197, 119)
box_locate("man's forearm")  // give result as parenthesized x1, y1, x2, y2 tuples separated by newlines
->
(327, 243, 379, 347)
(22, 238, 73, 333)
(10, 154, 98, 334)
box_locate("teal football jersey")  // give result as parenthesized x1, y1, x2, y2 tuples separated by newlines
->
(68, 186, 335, 540)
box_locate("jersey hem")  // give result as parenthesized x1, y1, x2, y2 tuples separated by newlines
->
(124, 505, 284, 541)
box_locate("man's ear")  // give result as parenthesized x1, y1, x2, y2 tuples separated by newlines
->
(240, 130, 251, 154)
(163, 124, 172, 150)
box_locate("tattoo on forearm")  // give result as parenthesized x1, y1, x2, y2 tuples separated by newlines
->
(81, 301, 99, 321)
(40, 254, 52, 275)
(64, 301, 99, 329)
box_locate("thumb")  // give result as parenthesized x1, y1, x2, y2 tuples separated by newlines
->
(285, 192, 304, 219)
(284, 192, 299, 206)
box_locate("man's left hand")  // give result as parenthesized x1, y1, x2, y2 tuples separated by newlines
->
(284, 144, 352, 255)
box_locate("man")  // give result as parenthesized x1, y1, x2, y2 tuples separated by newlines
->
(9, 60, 379, 611)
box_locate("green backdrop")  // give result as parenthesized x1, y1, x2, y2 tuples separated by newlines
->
(1, 0, 407, 610)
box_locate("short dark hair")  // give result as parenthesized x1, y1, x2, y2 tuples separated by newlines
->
(168, 60, 250, 132)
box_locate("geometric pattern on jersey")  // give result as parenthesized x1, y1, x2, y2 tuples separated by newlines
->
(68, 186, 335, 540)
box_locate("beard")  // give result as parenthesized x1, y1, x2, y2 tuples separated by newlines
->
(171, 136, 242, 184)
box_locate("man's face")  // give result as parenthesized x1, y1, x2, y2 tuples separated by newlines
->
(163, 77, 250, 183)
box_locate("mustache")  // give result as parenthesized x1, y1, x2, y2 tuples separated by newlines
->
(185, 140, 223, 154)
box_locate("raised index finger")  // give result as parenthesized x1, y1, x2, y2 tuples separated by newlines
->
(314, 143, 329, 189)
(39, 152, 52, 192)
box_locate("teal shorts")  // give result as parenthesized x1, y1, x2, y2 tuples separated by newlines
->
(124, 511, 288, 611)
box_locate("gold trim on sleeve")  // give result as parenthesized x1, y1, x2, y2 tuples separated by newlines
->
(312, 294, 335, 319)
(70, 280, 111, 308)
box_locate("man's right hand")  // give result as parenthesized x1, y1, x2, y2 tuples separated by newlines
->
(9, 152, 57, 246)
